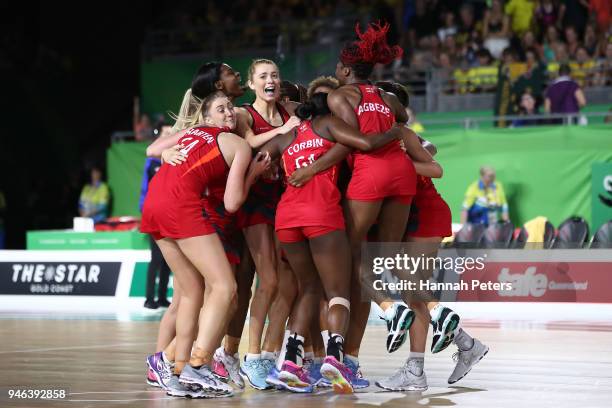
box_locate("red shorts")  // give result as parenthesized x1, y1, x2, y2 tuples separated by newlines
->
(405, 193, 452, 238)
(141, 198, 215, 240)
(236, 179, 280, 229)
(346, 155, 416, 202)
(276, 226, 343, 243)
(202, 199, 240, 265)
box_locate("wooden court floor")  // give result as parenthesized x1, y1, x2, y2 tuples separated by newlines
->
(1, 317, 611, 408)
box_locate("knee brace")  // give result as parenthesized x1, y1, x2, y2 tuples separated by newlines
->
(329, 297, 350, 311)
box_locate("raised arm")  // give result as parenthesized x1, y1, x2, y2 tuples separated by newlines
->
(258, 130, 296, 161)
(223, 133, 271, 213)
(287, 143, 352, 187)
(325, 116, 401, 152)
(236, 107, 300, 148)
(146, 127, 188, 157)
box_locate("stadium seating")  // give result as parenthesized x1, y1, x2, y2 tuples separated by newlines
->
(552, 216, 590, 249)
(590, 220, 612, 249)
(453, 223, 486, 248)
(511, 221, 556, 249)
(481, 221, 514, 248)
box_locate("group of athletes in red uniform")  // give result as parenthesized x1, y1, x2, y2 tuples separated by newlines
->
(140, 22, 489, 399)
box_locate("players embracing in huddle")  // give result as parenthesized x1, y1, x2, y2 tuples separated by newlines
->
(141, 21, 489, 399)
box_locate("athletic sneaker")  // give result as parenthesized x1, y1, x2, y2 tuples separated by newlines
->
(375, 358, 428, 392)
(179, 364, 234, 396)
(240, 357, 272, 390)
(307, 360, 324, 386)
(448, 338, 489, 384)
(146, 368, 160, 388)
(320, 356, 354, 394)
(265, 365, 283, 389)
(166, 375, 212, 399)
(277, 360, 314, 393)
(382, 302, 415, 353)
(213, 347, 244, 388)
(146, 351, 173, 390)
(344, 358, 370, 389)
(430, 306, 461, 354)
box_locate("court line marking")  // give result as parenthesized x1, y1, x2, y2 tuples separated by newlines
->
(66, 398, 175, 402)
(70, 390, 165, 395)
(0, 342, 155, 354)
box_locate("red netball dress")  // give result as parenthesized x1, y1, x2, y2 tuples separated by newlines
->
(405, 176, 452, 239)
(346, 84, 416, 203)
(141, 126, 230, 241)
(276, 121, 344, 243)
(236, 103, 290, 229)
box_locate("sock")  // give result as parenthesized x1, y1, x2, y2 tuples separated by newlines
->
(277, 330, 291, 370)
(384, 304, 397, 320)
(261, 351, 276, 361)
(430, 303, 443, 319)
(407, 356, 424, 376)
(326, 333, 345, 362)
(285, 333, 305, 366)
(321, 330, 330, 349)
(314, 357, 323, 364)
(408, 352, 425, 359)
(304, 351, 315, 362)
(453, 328, 474, 351)
(245, 353, 261, 361)
(162, 351, 172, 364)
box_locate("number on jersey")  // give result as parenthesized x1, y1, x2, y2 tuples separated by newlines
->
(295, 154, 315, 169)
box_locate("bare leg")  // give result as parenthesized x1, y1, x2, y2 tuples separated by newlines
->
(243, 224, 278, 355)
(156, 278, 182, 352)
(156, 238, 204, 373)
(225, 245, 255, 355)
(177, 235, 237, 366)
(344, 200, 382, 357)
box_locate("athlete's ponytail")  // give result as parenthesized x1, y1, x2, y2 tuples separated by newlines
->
(169, 62, 225, 132)
(295, 92, 331, 120)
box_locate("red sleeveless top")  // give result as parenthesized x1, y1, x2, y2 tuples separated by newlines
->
(276, 120, 344, 230)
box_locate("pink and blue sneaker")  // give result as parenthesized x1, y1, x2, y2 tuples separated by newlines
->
(320, 356, 354, 394)
(146, 351, 173, 390)
(277, 361, 314, 393)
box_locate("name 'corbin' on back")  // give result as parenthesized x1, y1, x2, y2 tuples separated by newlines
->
(287, 138, 324, 155)
(358, 102, 391, 117)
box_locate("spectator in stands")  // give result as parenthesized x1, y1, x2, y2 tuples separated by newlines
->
(438, 11, 458, 43)
(471, 49, 498, 92)
(140, 154, 171, 310)
(542, 25, 562, 62)
(563, 25, 580, 58)
(513, 47, 547, 104)
(408, 0, 438, 49)
(559, 0, 590, 37)
(583, 24, 599, 57)
(505, 0, 536, 36)
(535, 0, 561, 30)
(461, 166, 510, 227)
(133, 97, 154, 142)
(78, 166, 110, 224)
(482, 0, 510, 58)
(519, 31, 541, 61)
(544, 63, 587, 123)
(589, 0, 611, 34)
(593, 43, 612, 86)
(454, 58, 473, 94)
(456, 3, 482, 54)
(512, 91, 542, 127)
(571, 46, 596, 87)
